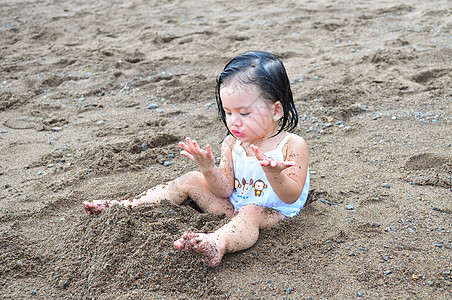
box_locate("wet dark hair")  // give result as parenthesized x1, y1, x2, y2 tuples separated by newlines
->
(215, 51, 298, 136)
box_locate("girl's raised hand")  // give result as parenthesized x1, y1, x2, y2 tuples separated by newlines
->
(251, 144, 296, 175)
(180, 137, 216, 172)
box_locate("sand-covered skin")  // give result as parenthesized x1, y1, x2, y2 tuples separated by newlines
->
(1, 0, 451, 298)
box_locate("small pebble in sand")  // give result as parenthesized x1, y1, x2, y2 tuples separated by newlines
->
(382, 183, 390, 188)
(319, 198, 333, 206)
(147, 103, 158, 109)
(346, 204, 354, 210)
(163, 161, 171, 166)
(59, 280, 70, 289)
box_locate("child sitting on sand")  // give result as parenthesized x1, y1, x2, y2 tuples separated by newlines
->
(83, 51, 310, 267)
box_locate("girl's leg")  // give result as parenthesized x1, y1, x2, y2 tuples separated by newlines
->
(174, 204, 285, 267)
(83, 171, 234, 216)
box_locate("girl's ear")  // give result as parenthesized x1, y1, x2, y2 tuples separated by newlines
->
(272, 101, 284, 121)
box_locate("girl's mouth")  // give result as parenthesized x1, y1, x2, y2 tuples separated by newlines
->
(231, 130, 243, 138)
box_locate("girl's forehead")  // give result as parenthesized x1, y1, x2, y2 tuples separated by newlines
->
(220, 83, 272, 109)
(220, 82, 264, 104)
(220, 80, 258, 94)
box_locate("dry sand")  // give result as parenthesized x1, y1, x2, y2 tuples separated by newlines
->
(1, 0, 451, 298)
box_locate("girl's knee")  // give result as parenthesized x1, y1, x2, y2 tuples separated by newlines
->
(235, 204, 285, 228)
(235, 204, 262, 216)
(187, 171, 206, 183)
(185, 171, 203, 179)
(176, 171, 204, 186)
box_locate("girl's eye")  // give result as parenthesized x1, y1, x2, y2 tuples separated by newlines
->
(240, 112, 250, 116)
(225, 112, 232, 116)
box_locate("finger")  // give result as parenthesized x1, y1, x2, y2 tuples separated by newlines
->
(180, 150, 194, 160)
(192, 139, 199, 149)
(179, 141, 189, 150)
(179, 142, 194, 156)
(192, 140, 205, 155)
(206, 144, 212, 157)
(186, 137, 193, 147)
(187, 138, 204, 155)
(284, 161, 297, 167)
(251, 144, 265, 160)
(259, 160, 270, 167)
(185, 137, 196, 151)
(270, 158, 277, 167)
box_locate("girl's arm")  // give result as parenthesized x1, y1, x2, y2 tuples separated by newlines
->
(179, 136, 235, 198)
(252, 135, 309, 204)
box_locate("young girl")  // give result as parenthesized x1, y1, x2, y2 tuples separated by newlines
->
(83, 51, 310, 267)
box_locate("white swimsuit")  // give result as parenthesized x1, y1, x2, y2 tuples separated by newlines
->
(229, 133, 310, 217)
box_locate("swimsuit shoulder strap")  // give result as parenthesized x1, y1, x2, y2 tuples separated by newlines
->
(276, 133, 293, 153)
(231, 138, 243, 160)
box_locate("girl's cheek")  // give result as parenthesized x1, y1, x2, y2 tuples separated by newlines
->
(227, 114, 241, 126)
(225, 116, 233, 127)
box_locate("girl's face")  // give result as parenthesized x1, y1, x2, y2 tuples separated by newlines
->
(220, 82, 283, 145)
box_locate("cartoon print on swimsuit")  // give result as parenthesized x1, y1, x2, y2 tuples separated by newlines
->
(252, 179, 267, 197)
(236, 178, 253, 199)
(234, 178, 242, 192)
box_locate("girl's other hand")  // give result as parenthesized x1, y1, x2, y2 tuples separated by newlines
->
(251, 144, 296, 175)
(180, 137, 216, 172)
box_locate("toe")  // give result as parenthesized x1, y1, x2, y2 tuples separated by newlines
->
(174, 239, 185, 249)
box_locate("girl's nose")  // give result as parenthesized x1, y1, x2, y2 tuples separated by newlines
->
(230, 114, 242, 127)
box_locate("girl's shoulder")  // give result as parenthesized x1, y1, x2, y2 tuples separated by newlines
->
(282, 133, 308, 154)
(221, 135, 238, 152)
(286, 132, 306, 144)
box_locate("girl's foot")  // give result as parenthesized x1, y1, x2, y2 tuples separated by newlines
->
(174, 232, 226, 267)
(83, 200, 124, 215)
